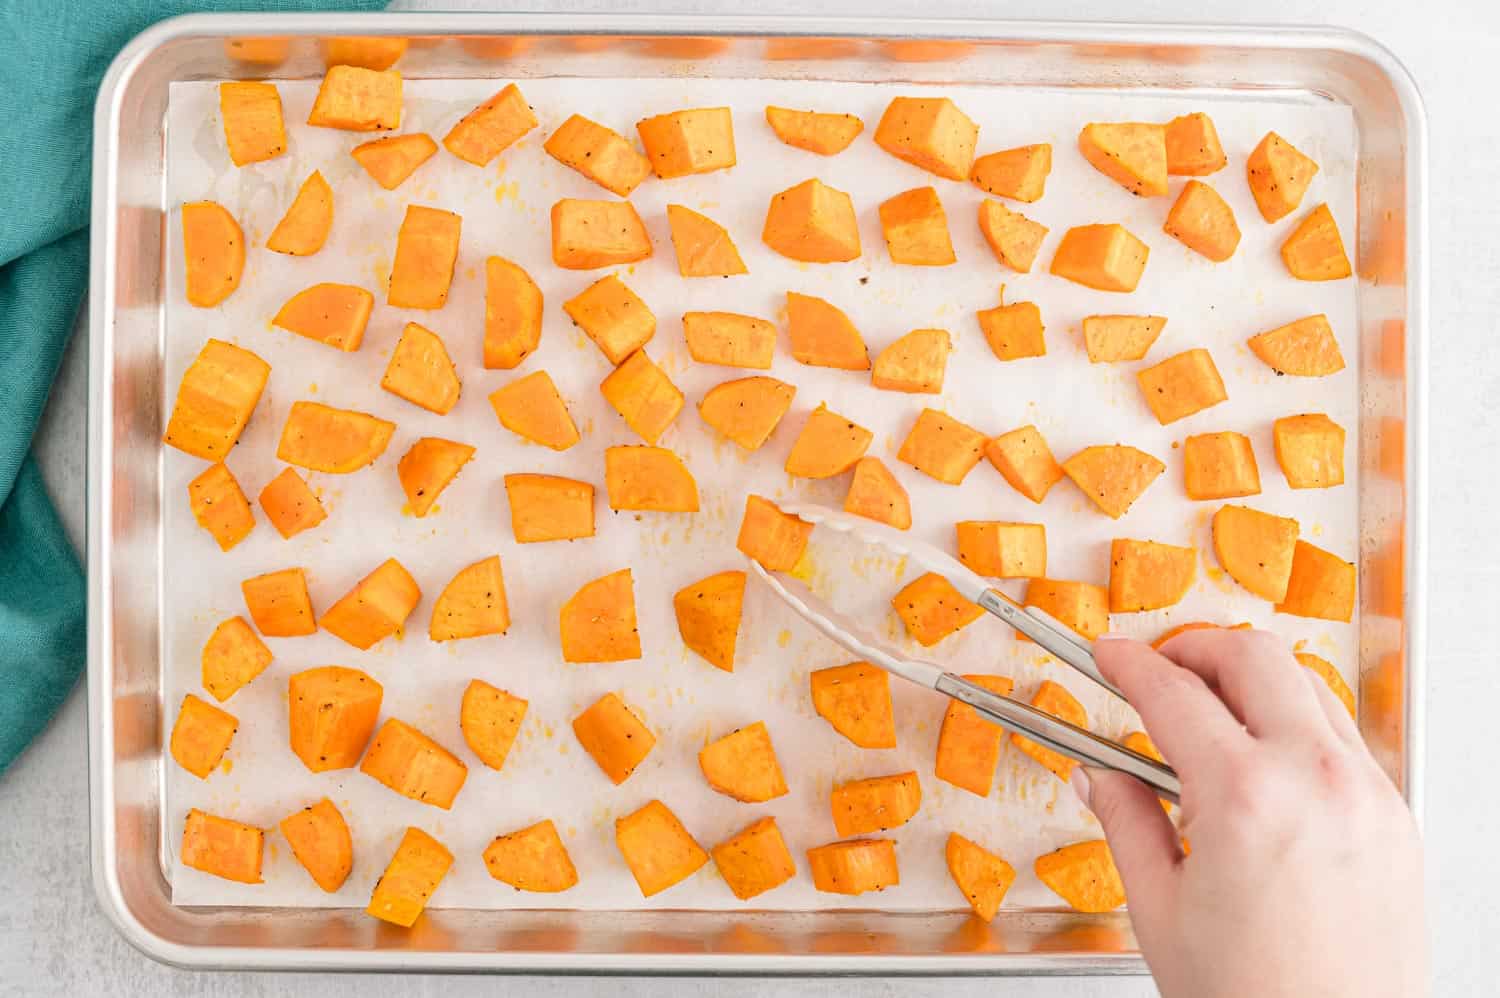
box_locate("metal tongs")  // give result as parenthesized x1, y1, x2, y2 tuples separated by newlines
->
(745, 500, 1181, 804)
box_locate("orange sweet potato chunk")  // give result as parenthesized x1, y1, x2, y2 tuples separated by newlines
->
(279, 798, 353, 893)
(1276, 540, 1356, 622)
(765, 106, 863, 155)
(484, 256, 543, 369)
(1165, 112, 1226, 176)
(893, 572, 983, 646)
(188, 462, 255, 552)
(218, 81, 285, 166)
(1109, 538, 1196, 612)
(1164, 180, 1239, 261)
(1083, 314, 1165, 363)
(698, 376, 796, 451)
(560, 569, 640, 663)
(712, 817, 797, 901)
(1183, 431, 1262, 500)
(389, 205, 461, 309)
(367, 827, 452, 927)
(503, 474, 594, 543)
(273, 283, 373, 352)
(666, 204, 747, 277)
(489, 370, 580, 451)
(361, 718, 468, 809)
(810, 662, 896, 749)
(673, 570, 745, 671)
(1152, 620, 1251, 649)
(181, 809, 263, 884)
(484, 820, 579, 893)
(978, 297, 1045, 361)
(786, 291, 869, 369)
(1079, 122, 1167, 196)
(241, 567, 316, 637)
(201, 616, 272, 703)
(443, 83, 536, 166)
(600, 350, 683, 444)
(1011, 680, 1089, 780)
(1248, 314, 1346, 376)
(1296, 651, 1356, 718)
(874, 96, 978, 180)
(1050, 223, 1149, 292)
(258, 467, 326, 539)
(277, 401, 394, 474)
(979, 200, 1048, 273)
(1035, 840, 1125, 912)
(1247, 131, 1319, 223)
(573, 692, 656, 784)
(381, 321, 461, 414)
(544, 114, 651, 196)
(830, 771, 921, 836)
(736, 495, 813, 572)
(351, 132, 437, 189)
(1063, 445, 1165, 519)
(879, 186, 955, 266)
(182, 202, 245, 307)
(564, 274, 656, 365)
(308, 65, 401, 131)
(1023, 581, 1109, 642)
(872, 328, 951, 393)
(1281, 204, 1352, 281)
(266, 171, 333, 256)
(170, 694, 237, 779)
(762, 178, 861, 262)
(163, 339, 269, 459)
(897, 408, 987, 485)
(970, 143, 1050, 202)
(397, 436, 474, 517)
(551, 198, 652, 269)
(844, 457, 912, 530)
(636, 107, 736, 178)
(432, 556, 510, 641)
(956, 522, 1046, 579)
(460, 679, 526, 769)
(807, 838, 899, 895)
(785, 403, 872, 478)
(1212, 504, 1300, 601)
(700, 722, 789, 803)
(605, 445, 699, 512)
(683, 311, 776, 369)
(946, 832, 1016, 921)
(322, 35, 407, 70)
(1136, 348, 1228, 425)
(319, 558, 421, 651)
(1274, 413, 1346, 489)
(615, 800, 708, 898)
(288, 665, 383, 772)
(985, 425, 1064, 503)
(934, 675, 1015, 797)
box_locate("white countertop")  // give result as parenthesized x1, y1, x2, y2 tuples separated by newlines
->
(3, 1, 1493, 995)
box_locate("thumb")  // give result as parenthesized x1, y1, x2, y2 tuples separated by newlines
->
(1072, 766, 1182, 909)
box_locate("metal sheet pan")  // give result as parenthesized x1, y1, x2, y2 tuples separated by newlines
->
(87, 12, 1427, 973)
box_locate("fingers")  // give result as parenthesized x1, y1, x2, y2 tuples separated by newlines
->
(1159, 629, 1331, 742)
(1302, 668, 1363, 747)
(1072, 766, 1181, 913)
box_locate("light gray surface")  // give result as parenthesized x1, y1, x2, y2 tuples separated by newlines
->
(4, 0, 1494, 994)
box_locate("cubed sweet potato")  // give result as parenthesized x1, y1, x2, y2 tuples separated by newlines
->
(786, 291, 869, 369)
(389, 205, 461, 309)
(712, 817, 797, 901)
(766, 105, 863, 155)
(1247, 131, 1318, 223)
(831, 771, 921, 836)
(736, 495, 813, 571)
(872, 328, 951, 393)
(503, 474, 595, 543)
(163, 339, 269, 459)
(544, 114, 651, 195)
(1164, 112, 1226, 176)
(560, 569, 641, 663)
(956, 522, 1045, 578)
(666, 204, 747, 277)
(273, 282, 373, 352)
(258, 467, 326, 539)
(573, 692, 655, 784)
(266, 171, 333, 256)
(600, 350, 684, 444)
(563, 274, 655, 365)
(1247, 314, 1346, 376)
(683, 311, 776, 369)
(970, 143, 1050, 202)
(1164, 180, 1239, 261)
(551, 199, 652, 269)
(308, 65, 401, 131)
(397, 436, 474, 517)
(700, 722, 788, 803)
(361, 718, 468, 809)
(460, 679, 526, 768)
(978, 200, 1048, 272)
(218, 81, 285, 166)
(1183, 431, 1261, 500)
(1109, 539, 1196, 612)
(277, 401, 394, 474)
(810, 662, 895, 749)
(1011, 680, 1089, 780)
(977, 297, 1046, 361)
(188, 462, 255, 551)
(279, 798, 352, 893)
(182, 202, 245, 308)
(367, 827, 452, 927)
(893, 572, 983, 646)
(1152, 620, 1251, 649)
(844, 457, 912, 530)
(484, 820, 579, 893)
(934, 675, 1015, 797)
(381, 321, 461, 413)
(1023, 581, 1109, 642)
(898, 408, 987, 485)
(673, 570, 745, 671)
(241, 567, 316, 637)
(288, 665, 383, 772)
(484, 256, 543, 368)
(879, 186, 955, 266)
(181, 809, 263, 884)
(985, 425, 1064, 503)
(1276, 540, 1355, 622)
(1050, 223, 1150, 292)
(170, 694, 237, 779)
(762, 178, 861, 262)
(201, 616, 272, 703)
(489, 370, 580, 450)
(605, 445, 699, 512)
(1212, 504, 1300, 601)
(874, 96, 977, 180)
(322, 35, 407, 70)
(615, 800, 708, 898)
(1082, 314, 1165, 363)
(319, 558, 421, 651)
(1062, 445, 1166, 518)
(1274, 413, 1346, 489)
(807, 838, 899, 895)
(1281, 204, 1352, 281)
(431, 556, 510, 641)
(637, 107, 735, 177)
(945, 832, 1016, 921)
(1136, 348, 1227, 425)
(351, 132, 437, 189)
(698, 376, 796, 451)
(1079, 122, 1167, 197)
(1296, 652, 1356, 718)
(1034, 840, 1124, 912)
(785, 403, 873, 478)
(1121, 730, 1171, 812)
(443, 83, 536, 165)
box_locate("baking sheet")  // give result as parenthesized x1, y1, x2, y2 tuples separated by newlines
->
(162, 75, 1359, 911)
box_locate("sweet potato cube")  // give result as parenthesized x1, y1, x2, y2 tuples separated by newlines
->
(322, 35, 407, 70)
(319, 559, 420, 651)
(810, 662, 896, 749)
(1276, 540, 1356, 622)
(551, 198, 652, 269)
(897, 408, 986, 485)
(673, 570, 745, 671)
(844, 457, 912, 530)
(573, 692, 655, 784)
(218, 81, 285, 166)
(1011, 680, 1089, 780)
(1152, 620, 1250, 649)
(381, 322, 461, 413)
(946, 833, 1016, 921)
(258, 468, 325, 539)
(762, 178, 861, 262)
(1183, 431, 1261, 500)
(503, 474, 594, 543)
(1274, 413, 1346, 489)
(978, 298, 1046, 360)
(831, 771, 921, 836)
(460, 679, 526, 769)
(666, 204, 747, 277)
(443, 83, 536, 165)
(1063, 445, 1165, 518)
(1050, 223, 1149, 292)
(615, 800, 708, 898)
(277, 401, 394, 474)
(544, 114, 651, 196)
(874, 96, 977, 180)
(1082, 314, 1165, 363)
(1122, 730, 1171, 813)
(188, 462, 254, 551)
(280, 799, 353, 893)
(712, 817, 797, 901)
(1296, 652, 1356, 718)
(181, 809, 263, 884)
(351, 132, 437, 189)
(484, 820, 579, 893)
(985, 425, 1064, 503)
(636, 107, 735, 178)
(266, 170, 333, 256)
(1136, 348, 1227, 425)
(956, 522, 1046, 579)
(786, 291, 869, 369)
(389, 205, 461, 309)
(978, 200, 1048, 272)
(1165, 112, 1226, 176)
(807, 839, 899, 895)
(1281, 204, 1351, 281)
(698, 376, 796, 451)
(970, 143, 1050, 202)
(163, 339, 269, 459)
(872, 328, 951, 393)
(1078, 122, 1167, 197)
(361, 719, 467, 809)
(605, 446, 699, 512)
(700, 722, 788, 803)
(737, 495, 813, 571)
(600, 350, 683, 444)
(560, 569, 640, 663)
(367, 827, 452, 927)
(879, 187, 955, 266)
(1247, 314, 1346, 376)
(1212, 504, 1300, 601)
(308, 65, 401, 131)
(765, 106, 863, 155)
(1109, 539, 1196, 612)
(1035, 840, 1124, 912)
(893, 572, 983, 646)
(241, 567, 316, 637)
(288, 666, 383, 771)
(431, 556, 510, 641)
(201, 617, 272, 703)
(273, 282, 373, 352)
(1164, 180, 1240, 261)
(1023, 581, 1109, 642)
(397, 436, 474, 517)
(785, 403, 873, 478)
(934, 675, 1015, 797)
(484, 256, 543, 369)
(489, 370, 580, 451)
(683, 311, 776, 369)
(564, 274, 655, 365)
(182, 202, 245, 308)
(1247, 131, 1318, 223)
(170, 694, 237, 779)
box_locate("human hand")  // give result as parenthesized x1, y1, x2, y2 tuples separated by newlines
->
(1078, 629, 1426, 998)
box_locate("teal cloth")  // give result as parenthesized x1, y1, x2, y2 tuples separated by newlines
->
(0, 1, 385, 776)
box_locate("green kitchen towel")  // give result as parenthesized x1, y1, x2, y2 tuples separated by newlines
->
(0, 0, 385, 777)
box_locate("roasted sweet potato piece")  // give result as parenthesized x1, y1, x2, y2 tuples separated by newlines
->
(1136, 348, 1227, 425)
(978, 200, 1048, 272)
(367, 827, 452, 927)
(1050, 223, 1149, 292)
(170, 694, 237, 779)
(202, 617, 272, 703)
(897, 408, 986, 485)
(807, 838, 899, 895)
(785, 403, 872, 478)
(319, 558, 421, 651)
(266, 170, 333, 256)
(946, 833, 1016, 921)
(1183, 431, 1261, 499)
(273, 282, 373, 351)
(288, 665, 383, 771)
(279, 799, 353, 893)
(551, 199, 652, 269)
(381, 321, 461, 414)
(1276, 540, 1355, 622)
(810, 662, 895, 749)
(351, 132, 437, 189)
(698, 376, 796, 451)
(934, 675, 1015, 797)
(665, 204, 747, 277)
(872, 328, 951, 393)
(489, 370, 580, 451)
(182, 809, 262, 884)
(737, 495, 813, 571)
(874, 96, 978, 180)
(1035, 840, 1125, 912)
(1011, 680, 1089, 780)
(1247, 314, 1346, 376)
(432, 556, 510, 641)
(563, 274, 655, 365)
(1023, 581, 1109, 642)
(970, 143, 1050, 202)
(361, 718, 468, 809)
(1164, 180, 1239, 261)
(484, 256, 543, 368)
(544, 114, 651, 196)
(1296, 652, 1356, 717)
(985, 425, 1064, 503)
(397, 436, 475, 517)
(484, 820, 578, 893)
(844, 457, 911, 530)
(1152, 620, 1250, 649)
(573, 692, 655, 784)
(764, 107, 863, 157)
(560, 569, 640, 662)
(503, 474, 594, 543)
(683, 311, 776, 369)
(893, 572, 983, 646)
(218, 81, 285, 166)
(605, 446, 699, 512)
(673, 570, 745, 671)
(389, 205, 461, 309)
(786, 291, 869, 369)
(1281, 204, 1352, 281)
(1082, 314, 1165, 363)
(1110, 539, 1196, 612)
(1121, 730, 1172, 812)
(1063, 445, 1165, 518)
(879, 187, 955, 266)
(956, 522, 1045, 578)
(615, 800, 708, 898)
(443, 83, 536, 165)
(1247, 131, 1318, 223)
(460, 679, 526, 768)
(163, 339, 269, 459)
(182, 202, 245, 307)
(1274, 413, 1346, 489)
(1165, 112, 1226, 176)
(188, 462, 255, 551)
(1212, 504, 1300, 601)
(257, 467, 326, 540)
(831, 771, 921, 836)
(322, 35, 407, 70)
(637, 107, 735, 177)
(762, 178, 861, 262)
(308, 65, 401, 131)
(712, 817, 797, 901)
(700, 722, 788, 803)
(1079, 122, 1167, 197)
(978, 295, 1046, 361)
(276, 401, 395, 474)
(600, 350, 683, 444)
(241, 567, 316, 637)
